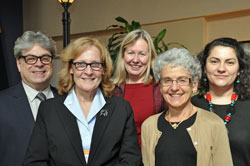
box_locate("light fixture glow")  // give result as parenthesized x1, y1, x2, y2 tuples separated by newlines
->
(58, 0, 74, 4)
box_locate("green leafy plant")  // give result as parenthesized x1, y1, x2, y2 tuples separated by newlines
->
(106, 16, 186, 64)
(153, 30, 187, 55)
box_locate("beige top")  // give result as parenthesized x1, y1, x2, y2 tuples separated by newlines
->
(141, 108, 233, 166)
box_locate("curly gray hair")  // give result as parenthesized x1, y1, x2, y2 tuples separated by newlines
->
(153, 48, 201, 82)
(14, 31, 56, 58)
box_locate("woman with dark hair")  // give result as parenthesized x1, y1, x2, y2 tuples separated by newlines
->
(192, 37, 250, 166)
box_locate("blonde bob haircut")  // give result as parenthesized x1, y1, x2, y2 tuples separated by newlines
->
(58, 37, 114, 98)
(111, 29, 157, 86)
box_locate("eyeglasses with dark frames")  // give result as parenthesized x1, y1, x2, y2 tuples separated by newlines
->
(160, 77, 191, 86)
(72, 61, 104, 71)
(19, 54, 53, 65)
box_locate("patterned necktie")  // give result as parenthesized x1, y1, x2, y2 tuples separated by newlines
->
(36, 92, 47, 102)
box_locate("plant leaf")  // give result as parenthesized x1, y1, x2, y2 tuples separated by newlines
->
(106, 24, 118, 30)
(155, 29, 166, 43)
(125, 23, 132, 32)
(162, 41, 168, 51)
(110, 50, 115, 56)
(110, 32, 124, 40)
(110, 40, 122, 49)
(111, 46, 121, 66)
(131, 21, 141, 30)
(107, 17, 186, 65)
(115, 16, 128, 24)
(106, 24, 126, 30)
(167, 42, 187, 49)
(154, 41, 159, 51)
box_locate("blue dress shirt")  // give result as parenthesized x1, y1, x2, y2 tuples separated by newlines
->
(64, 88, 106, 162)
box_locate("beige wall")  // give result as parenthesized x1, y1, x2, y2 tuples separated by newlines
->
(143, 17, 206, 55)
(23, 0, 250, 35)
(23, 1, 250, 49)
(206, 10, 250, 42)
(23, 1, 250, 52)
(22, 1, 250, 86)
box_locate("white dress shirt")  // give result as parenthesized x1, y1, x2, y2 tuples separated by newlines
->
(22, 81, 54, 120)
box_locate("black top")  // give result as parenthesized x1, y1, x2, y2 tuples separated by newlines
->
(192, 94, 250, 166)
(155, 111, 197, 166)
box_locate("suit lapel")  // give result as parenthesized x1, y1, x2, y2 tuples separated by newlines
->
(50, 85, 59, 97)
(88, 98, 115, 163)
(55, 96, 86, 165)
(11, 83, 34, 125)
(11, 83, 58, 124)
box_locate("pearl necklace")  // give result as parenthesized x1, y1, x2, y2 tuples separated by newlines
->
(206, 92, 237, 125)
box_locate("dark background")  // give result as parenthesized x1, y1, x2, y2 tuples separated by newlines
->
(0, 0, 23, 90)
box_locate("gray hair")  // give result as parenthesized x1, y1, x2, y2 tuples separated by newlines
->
(14, 31, 56, 58)
(153, 48, 201, 82)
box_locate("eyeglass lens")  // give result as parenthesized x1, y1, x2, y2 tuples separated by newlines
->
(73, 62, 103, 71)
(20, 54, 53, 65)
(161, 77, 191, 86)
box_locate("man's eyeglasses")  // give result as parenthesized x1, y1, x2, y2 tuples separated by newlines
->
(160, 77, 191, 86)
(19, 54, 53, 65)
(72, 61, 104, 71)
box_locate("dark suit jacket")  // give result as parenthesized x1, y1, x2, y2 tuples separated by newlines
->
(0, 82, 58, 166)
(23, 94, 142, 166)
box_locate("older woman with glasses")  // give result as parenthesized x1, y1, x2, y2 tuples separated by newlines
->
(141, 48, 233, 166)
(23, 37, 142, 166)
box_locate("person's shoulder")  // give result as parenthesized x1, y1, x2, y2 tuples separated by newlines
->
(0, 83, 22, 97)
(142, 112, 163, 127)
(191, 94, 204, 102)
(191, 94, 199, 99)
(40, 94, 66, 107)
(191, 94, 208, 108)
(47, 94, 65, 102)
(50, 85, 58, 95)
(197, 108, 224, 124)
(0, 88, 11, 103)
(108, 95, 128, 103)
(106, 96, 134, 118)
(238, 97, 250, 105)
(38, 95, 66, 116)
(106, 96, 132, 111)
(0, 87, 11, 96)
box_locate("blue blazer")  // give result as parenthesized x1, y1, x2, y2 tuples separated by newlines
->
(23, 95, 142, 166)
(0, 82, 58, 166)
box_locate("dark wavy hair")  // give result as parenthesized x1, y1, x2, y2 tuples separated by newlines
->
(198, 37, 250, 100)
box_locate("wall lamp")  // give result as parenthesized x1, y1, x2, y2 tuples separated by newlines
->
(58, 0, 75, 48)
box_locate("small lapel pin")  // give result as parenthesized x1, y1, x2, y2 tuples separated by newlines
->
(100, 109, 108, 117)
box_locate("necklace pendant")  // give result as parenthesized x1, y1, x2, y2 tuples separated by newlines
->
(172, 123, 178, 129)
